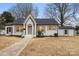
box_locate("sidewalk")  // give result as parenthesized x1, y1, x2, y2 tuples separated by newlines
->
(0, 38, 31, 56)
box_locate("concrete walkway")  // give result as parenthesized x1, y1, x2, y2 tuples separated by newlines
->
(0, 38, 31, 56)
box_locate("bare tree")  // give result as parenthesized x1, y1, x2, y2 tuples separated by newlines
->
(32, 7, 38, 18)
(9, 3, 38, 19)
(45, 3, 79, 26)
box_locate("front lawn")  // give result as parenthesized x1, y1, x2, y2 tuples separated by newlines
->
(0, 36, 20, 50)
(20, 36, 79, 56)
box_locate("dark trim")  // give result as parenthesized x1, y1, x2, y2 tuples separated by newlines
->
(25, 23, 26, 35)
(6, 23, 24, 26)
(59, 26, 75, 29)
(37, 24, 59, 25)
(59, 28, 75, 29)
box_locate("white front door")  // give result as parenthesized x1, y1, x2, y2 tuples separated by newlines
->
(28, 24, 32, 35)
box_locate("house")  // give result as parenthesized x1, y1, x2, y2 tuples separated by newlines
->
(5, 14, 75, 38)
(0, 30, 5, 35)
(58, 26, 75, 36)
(74, 26, 79, 35)
(0, 25, 5, 35)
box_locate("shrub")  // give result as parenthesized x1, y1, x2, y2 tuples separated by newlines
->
(37, 31, 43, 37)
(54, 33, 58, 37)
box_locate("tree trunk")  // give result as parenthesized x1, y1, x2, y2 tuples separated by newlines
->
(60, 13, 64, 26)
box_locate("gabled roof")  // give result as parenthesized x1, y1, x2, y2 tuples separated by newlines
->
(6, 17, 59, 25)
(35, 18, 58, 25)
(13, 18, 25, 25)
(59, 26, 75, 29)
(6, 18, 25, 25)
(18, 18, 57, 25)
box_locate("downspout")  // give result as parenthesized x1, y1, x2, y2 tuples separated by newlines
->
(57, 24, 59, 36)
(35, 22, 37, 37)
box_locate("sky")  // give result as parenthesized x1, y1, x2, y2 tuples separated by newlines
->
(34, 3, 46, 18)
(0, 3, 46, 18)
(0, 3, 78, 26)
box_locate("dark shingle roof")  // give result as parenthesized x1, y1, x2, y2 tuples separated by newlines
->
(35, 18, 59, 25)
(12, 18, 25, 25)
(6, 18, 25, 25)
(59, 26, 75, 29)
(6, 18, 59, 25)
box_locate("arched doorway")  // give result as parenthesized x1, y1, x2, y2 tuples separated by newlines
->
(28, 24, 32, 35)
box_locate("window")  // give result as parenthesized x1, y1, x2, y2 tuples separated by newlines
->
(16, 25, 23, 32)
(64, 30, 68, 34)
(16, 27, 19, 32)
(48, 25, 56, 30)
(8, 27, 12, 32)
(7, 27, 12, 33)
(37, 25, 45, 32)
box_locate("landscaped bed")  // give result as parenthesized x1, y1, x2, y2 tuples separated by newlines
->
(0, 36, 20, 50)
(20, 36, 79, 56)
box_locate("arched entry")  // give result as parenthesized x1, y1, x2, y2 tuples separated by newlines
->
(28, 24, 32, 35)
(24, 15, 36, 37)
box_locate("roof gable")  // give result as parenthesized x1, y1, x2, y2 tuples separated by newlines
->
(24, 14, 36, 24)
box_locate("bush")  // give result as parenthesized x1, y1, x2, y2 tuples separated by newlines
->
(9, 35, 22, 38)
(37, 31, 43, 37)
(54, 33, 58, 37)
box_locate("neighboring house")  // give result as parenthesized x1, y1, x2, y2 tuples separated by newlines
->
(5, 14, 75, 38)
(58, 26, 75, 36)
(75, 26, 79, 35)
(0, 27, 5, 35)
(0, 30, 5, 35)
